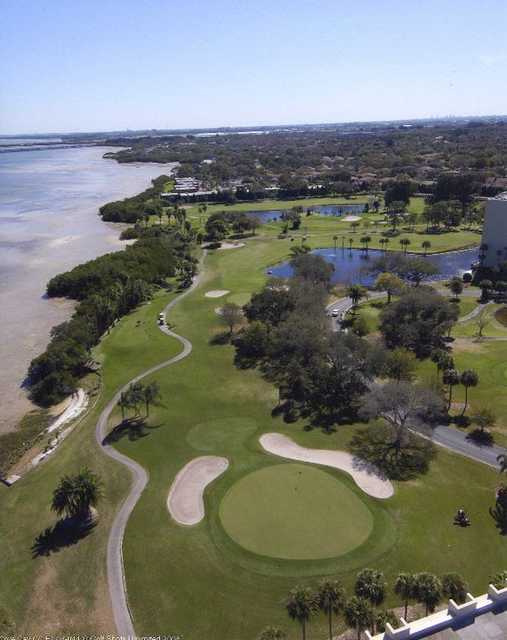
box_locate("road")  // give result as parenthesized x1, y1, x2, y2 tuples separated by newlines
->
(95, 256, 205, 637)
(326, 291, 385, 332)
(432, 425, 506, 469)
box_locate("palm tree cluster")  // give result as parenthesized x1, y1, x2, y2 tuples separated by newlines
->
(440, 365, 479, 415)
(281, 568, 469, 640)
(118, 381, 161, 421)
(51, 467, 103, 521)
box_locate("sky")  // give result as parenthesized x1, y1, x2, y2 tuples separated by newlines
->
(2, 0, 507, 135)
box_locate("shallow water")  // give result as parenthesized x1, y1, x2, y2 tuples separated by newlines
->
(269, 247, 480, 286)
(0, 146, 175, 432)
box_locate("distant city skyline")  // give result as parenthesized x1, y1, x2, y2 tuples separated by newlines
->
(2, 0, 507, 135)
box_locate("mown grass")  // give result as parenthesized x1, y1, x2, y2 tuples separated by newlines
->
(0, 229, 497, 640)
(108, 243, 506, 639)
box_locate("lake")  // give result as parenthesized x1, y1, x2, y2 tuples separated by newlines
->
(269, 247, 480, 286)
(246, 202, 367, 223)
(0, 146, 175, 432)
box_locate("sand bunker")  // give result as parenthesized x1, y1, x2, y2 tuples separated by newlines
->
(205, 290, 230, 298)
(259, 433, 393, 499)
(167, 456, 229, 525)
(218, 242, 245, 250)
(342, 215, 361, 222)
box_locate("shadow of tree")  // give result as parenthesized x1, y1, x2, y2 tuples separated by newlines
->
(209, 331, 231, 346)
(31, 516, 96, 558)
(102, 418, 162, 444)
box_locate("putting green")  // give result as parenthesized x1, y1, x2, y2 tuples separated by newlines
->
(219, 463, 374, 560)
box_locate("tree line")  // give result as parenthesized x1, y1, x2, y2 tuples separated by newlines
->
(259, 568, 471, 640)
(28, 233, 194, 406)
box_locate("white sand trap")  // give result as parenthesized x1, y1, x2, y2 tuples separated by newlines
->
(218, 242, 245, 250)
(205, 289, 230, 298)
(260, 433, 393, 499)
(47, 388, 88, 433)
(342, 215, 361, 222)
(215, 307, 223, 316)
(167, 456, 229, 525)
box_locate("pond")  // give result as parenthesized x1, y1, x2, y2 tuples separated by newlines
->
(246, 202, 367, 223)
(269, 247, 480, 286)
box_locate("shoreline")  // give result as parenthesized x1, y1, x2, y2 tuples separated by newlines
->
(0, 146, 176, 433)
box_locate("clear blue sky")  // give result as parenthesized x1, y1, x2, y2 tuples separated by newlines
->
(2, 0, 507, 134)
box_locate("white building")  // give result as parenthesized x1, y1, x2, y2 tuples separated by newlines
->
(480, 192, 507, 268)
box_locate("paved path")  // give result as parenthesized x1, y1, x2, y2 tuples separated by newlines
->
(432, 425, 506, 469)
(326, 291, 385, 332)
(95, 255, 205, 637)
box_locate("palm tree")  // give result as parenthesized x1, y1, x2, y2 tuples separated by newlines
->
(473, 407, 495, 434)
(51, 468, 102, 520)
(360, 235, 372, 252)
(355, 568, 386, 633)
(422, 240, 431, 256)
(144, 381, 161, 417)
(333, 235, 338, 251)
(344, 596, 372, 640)
(348, 237, 353, 250)
(317, 579, 346, 640)
(394, 573, 415, 620)
(460, 369, 479, 415)
(379, 238, 387, 250)
(285, 587, 317, 640)
(347, 284, 367, 310)
(400, 238, 411, 254)
(413, 573, 442, 615)
(443, 368, 460, 411)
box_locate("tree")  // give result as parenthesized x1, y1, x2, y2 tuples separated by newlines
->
(479, 279, 493, 302)
(413, 573, 442, 615)
(385, 348, 417, 382)
(291, 253, 335, 289)
(351, 220, 361, 232)
(354, 382, 442, 479)
(443, 368, 460, 411)
(375, 272, 404, 304)
(449, 277, 464, 300)
(379, 289, 458, 357)
(460, 369, 479, 415)
(118, 391, 129, 422)
(431, 349, 454, 382)
(498, 453, 507, 474)
(355, 568, 386, 633)
(347, 284, 367, 309)
(402, 258, 438, 287)
(360, 235, 372, 252)
(474, 307, 491, 338)
(221, 302, 243, 335)
(51, 468, 102, 520)
(422, 240, 432, 256)
(442, 573, 468, 604)
(333, 235, 338, 250)
(400, 238, 411, 254)
(316, 579, 346, 640)
(344, 596, 373, 640)
(143, 381, 160, 417)
(285, 587, 318, 640)
(394, 573, 415, 620)
(257, 626, 286, 640)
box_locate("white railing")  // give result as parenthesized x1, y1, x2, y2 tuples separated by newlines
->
(365, 584, 507, 640)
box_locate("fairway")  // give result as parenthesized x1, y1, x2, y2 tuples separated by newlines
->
(219, 463, 374, 560)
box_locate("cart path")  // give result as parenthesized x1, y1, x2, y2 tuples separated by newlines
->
(95, 255, 205, 637)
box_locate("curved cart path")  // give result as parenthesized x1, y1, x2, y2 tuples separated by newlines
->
(167, 456, 229, 525)
(95, 257, 205, 637)
(260, 433, 394, 499)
